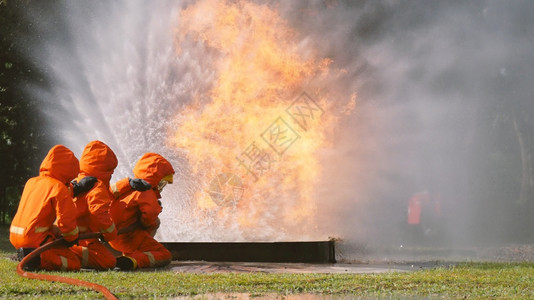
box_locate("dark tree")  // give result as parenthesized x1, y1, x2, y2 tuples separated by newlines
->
(0, 1, 52, 224)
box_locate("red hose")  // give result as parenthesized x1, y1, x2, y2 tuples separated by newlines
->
(17, 232, 117, 300)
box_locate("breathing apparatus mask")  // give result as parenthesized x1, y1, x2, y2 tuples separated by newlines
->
(156, 174, 173, 193)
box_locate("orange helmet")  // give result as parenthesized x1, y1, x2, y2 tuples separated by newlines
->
(133, 153, 174, 188)
(79, 140, 118, 183)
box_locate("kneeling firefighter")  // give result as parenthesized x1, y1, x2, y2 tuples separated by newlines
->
(109, 152, 174, 270)
(70, 140, 119, 270)
(10, 145, 96, 271)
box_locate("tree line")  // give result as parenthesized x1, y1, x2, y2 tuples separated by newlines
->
(1, 1, 53, 224)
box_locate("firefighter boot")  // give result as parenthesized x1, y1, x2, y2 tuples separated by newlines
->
(116, 256, 136, 271)
(17, 248, 40, 271)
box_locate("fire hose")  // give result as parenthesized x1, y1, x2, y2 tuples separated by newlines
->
(16, 225, 140, 300)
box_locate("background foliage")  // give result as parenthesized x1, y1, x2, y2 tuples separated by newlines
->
(0, 1, 52, 224)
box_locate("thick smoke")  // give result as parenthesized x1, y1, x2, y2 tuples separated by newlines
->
(21, 1, 534, 247)
(281, 0, 534, 248)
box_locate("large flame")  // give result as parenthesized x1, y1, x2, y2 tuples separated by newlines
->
(167, 0, 354, 240)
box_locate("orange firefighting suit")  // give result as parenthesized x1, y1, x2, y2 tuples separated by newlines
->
(71, 141, 119, 270)
(10, 145, 81, 271)
(109, 153, 174, 269)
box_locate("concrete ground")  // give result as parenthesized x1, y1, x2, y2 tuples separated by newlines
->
(166, 243, 534, 274)
(169, 260, 450, 274)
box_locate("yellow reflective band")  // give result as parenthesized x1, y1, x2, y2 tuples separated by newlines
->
(101, 223, 115, 234)
(78, 226, 88, 233)
(144, 252, 156, 267)
(35, 226, 50, 233)
(63, 226, 79, 237)
(10, 226, 24, 235)
(60, 256, 68, 271)
(81, 247, 89, 268)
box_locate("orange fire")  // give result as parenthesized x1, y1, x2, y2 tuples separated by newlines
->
(168, 0, 354, 240)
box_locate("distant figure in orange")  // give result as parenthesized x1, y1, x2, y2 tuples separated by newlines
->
(10, 145, 94, 271)
(407, 190, 442, 240)
(109, 153, 174, 270)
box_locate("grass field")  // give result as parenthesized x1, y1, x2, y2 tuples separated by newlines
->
(1, 225, 533, 299)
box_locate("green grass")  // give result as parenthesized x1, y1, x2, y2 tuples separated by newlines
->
(1, 253, 533, 299)
(1, 226, 533, 299)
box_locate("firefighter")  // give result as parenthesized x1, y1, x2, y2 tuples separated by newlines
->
(109, 152, 174, 270)
(10, 145, 95, 271)
(70, 140, 119, 270)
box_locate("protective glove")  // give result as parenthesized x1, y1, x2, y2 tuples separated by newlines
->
(129, 178, 152, 191)
(72, 176, 98, 197)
